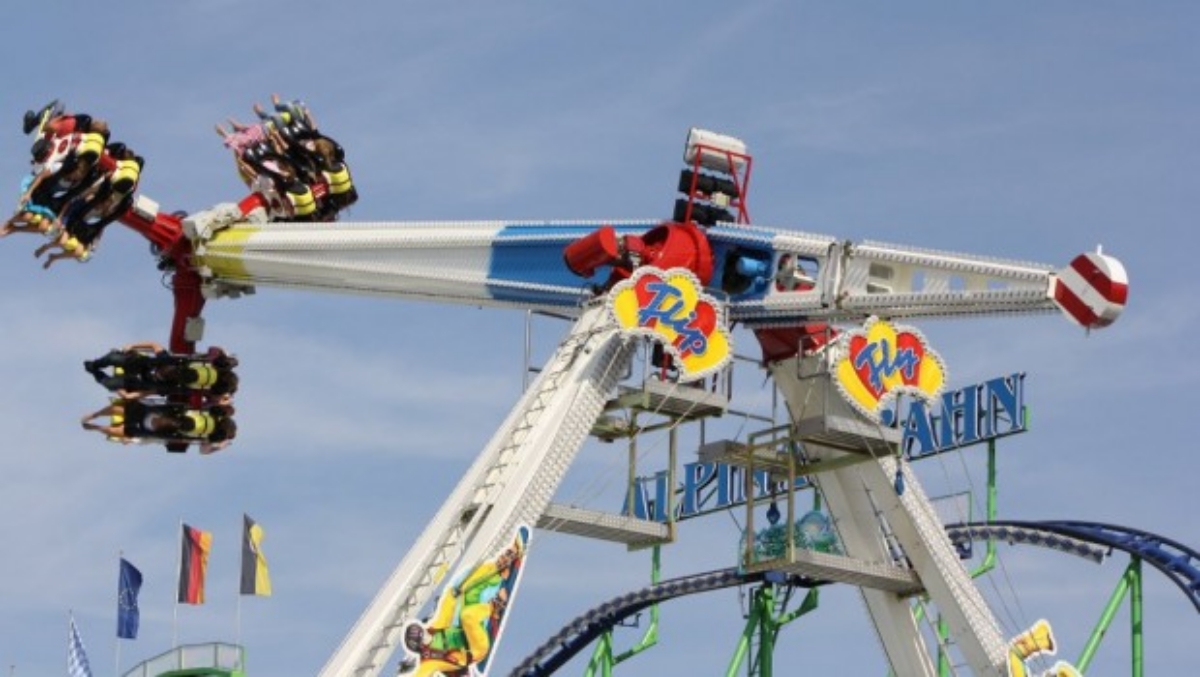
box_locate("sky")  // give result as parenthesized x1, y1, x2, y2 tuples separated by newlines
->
(0, 2, 1197, 676)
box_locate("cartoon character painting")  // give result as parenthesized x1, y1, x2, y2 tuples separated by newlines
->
(400, 526, 531, 677)
(1006, 619, 1082, 677)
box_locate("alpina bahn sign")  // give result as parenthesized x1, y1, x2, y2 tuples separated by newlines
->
(898, 372, 1027, 459)
(623, 374, 1027, 522)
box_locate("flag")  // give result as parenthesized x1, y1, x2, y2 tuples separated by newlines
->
(67, 613, 94, 677)
(117, 558, 142, 639)
(240, 514, 272, 596)
(178, 523, 212, 604)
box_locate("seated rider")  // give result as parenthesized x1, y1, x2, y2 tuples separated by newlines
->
(140, 362, 239, 401)
(80, 395, 151, 445)
(201, 345, 239, 372)
(217, 95, 353, 222)
(259, 100, 355, 220)
(1, 129, 106, 245)
(84, 341, 173, 392)
(34, 145, 142, 269)
(0, 137, 72, 239)
(30, 131, 107, 212)
(23, 100, 109, 142)
(85, 342, 238, 398)
(22, 100, 64, 136)
(32, 198, 106, 268)
(37, 112, 110, 142)
(81, 397, 236, 453)
(254, 93, 316, 132)
(240, 145, 317, 221)
(0, 169, 61, 239)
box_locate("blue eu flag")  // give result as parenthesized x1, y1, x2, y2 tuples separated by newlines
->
(117, 558, 142, 639)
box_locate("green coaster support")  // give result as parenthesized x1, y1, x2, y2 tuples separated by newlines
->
(583, 546, 662, 677)
(1076, 557, 1144, 676)
(724, 585, 819, 677)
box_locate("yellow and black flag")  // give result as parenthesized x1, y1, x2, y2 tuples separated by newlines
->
(240, 514, 272, 597)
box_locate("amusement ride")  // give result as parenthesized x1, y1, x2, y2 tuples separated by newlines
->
(8, 97, 1195, 677)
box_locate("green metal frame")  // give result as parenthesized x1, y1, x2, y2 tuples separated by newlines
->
(723, 480, 824, 677)
(723, 586, 820, 677)
(1076, 557, 1144, 676)
(583, 546, 662, 677)
(926, 435, 1148, 677)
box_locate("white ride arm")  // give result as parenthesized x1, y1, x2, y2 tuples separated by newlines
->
(190, 217, 1126, 329)
(319, 302, 634, 677)
(716, 227, 1127, 329)
(191, 219, 660, 314)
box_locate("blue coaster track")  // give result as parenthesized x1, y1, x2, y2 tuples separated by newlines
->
(511, 520, 1198, 676)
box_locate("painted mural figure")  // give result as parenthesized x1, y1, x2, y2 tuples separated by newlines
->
(1006, 619, 1082, 677)
(401, 527, 530, 677)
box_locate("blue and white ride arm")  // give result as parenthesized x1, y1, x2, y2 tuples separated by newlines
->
(705, 225, 1127, 329)
(191, 219, 661, 314)
(189, 216, 1126, 330)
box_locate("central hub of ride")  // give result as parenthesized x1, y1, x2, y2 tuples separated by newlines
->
(563, 128, 753, 291)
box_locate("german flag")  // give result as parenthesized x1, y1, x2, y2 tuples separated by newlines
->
(178, 524, 212, 604)
(240, 514, 272, 596)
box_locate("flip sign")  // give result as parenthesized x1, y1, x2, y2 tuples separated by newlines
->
(609, 267, 732, 381)
(833, 317, 946, 423)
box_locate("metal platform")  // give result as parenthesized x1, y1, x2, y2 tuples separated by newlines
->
(743, 548, 923, 596)
(796, 412, 901, 454)
(608, 377, 729, 421)
(538, 503, 671, 548)
(698, 436, 886, 478)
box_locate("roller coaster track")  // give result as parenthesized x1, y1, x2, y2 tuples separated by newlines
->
(510, 520, 1199, 676)
(945, 520, 1200, 613)
(507, 568, 818, 677)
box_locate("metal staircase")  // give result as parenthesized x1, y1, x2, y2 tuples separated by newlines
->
(320, 301, 635, 677)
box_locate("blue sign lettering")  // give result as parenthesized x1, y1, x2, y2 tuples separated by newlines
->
(624, 461, 811, 523)
(680, 462, 718, 516)
(853, 338, 918, 392)
(638, 281, 709, 356)
(900, 373, 1026, 458)
(624, 375, 1026, 521)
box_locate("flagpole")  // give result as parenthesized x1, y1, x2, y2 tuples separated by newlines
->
(235, 571, 243, 648)
(115, 551, 122, 677)
(173, 521, 182, 648)
(235, 514, 243, 648)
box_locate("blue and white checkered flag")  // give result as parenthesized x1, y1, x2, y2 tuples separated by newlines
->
(67, 614, 94, 677)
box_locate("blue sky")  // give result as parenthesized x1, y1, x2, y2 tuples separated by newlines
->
(0, 2, 1197, 676)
